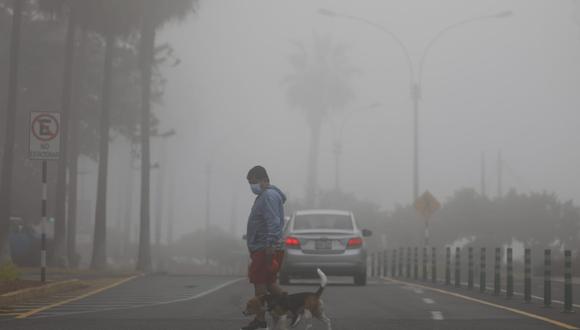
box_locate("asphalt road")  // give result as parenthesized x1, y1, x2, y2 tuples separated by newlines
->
(1, 274, 578, 330)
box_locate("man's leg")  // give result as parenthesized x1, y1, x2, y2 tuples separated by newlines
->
(254, 284, 268, 322)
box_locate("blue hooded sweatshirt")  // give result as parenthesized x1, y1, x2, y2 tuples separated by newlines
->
(246, 185, 286, 253)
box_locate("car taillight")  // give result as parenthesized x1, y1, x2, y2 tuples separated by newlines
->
(285, 236, 300, 248)
(347, 237, 363, 248)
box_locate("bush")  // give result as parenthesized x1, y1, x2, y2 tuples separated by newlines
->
(0, 262, 21, 281)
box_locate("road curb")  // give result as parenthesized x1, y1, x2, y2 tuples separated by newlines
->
(0, 279, 87, 307)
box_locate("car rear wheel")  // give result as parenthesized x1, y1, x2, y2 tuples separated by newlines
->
(354, 270, 367, 286)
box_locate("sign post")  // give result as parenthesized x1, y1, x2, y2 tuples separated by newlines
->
(29, 112, 61, 282)
(414, 190, 440, 247)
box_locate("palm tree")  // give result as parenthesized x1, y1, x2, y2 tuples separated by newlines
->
(284, 34, 356, 206)
(0, 0, 24, 264)
(136, 0, 196, 272)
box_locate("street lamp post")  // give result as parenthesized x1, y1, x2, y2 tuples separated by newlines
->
(333, 102, 382, 191)
(319, 9, 512, 202)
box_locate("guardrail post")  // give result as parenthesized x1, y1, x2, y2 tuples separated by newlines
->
(524, 248, 531, 303)
(398, 247, 403, 277)
(480, 247, 486, 293)
(455, 247, 461, 288)
(544, 249, 551, 307)
(383, 250, 388, 278)
(494, 247, 501, 296)
(445, 247, 451, 285)
(392, 249, 397, 277)
(431, 247, 437, 283)
(422, 247, 428, 281)
(468, 247, 474, 290)
(372, 252, 377, 278)
(414, 247, 419, 280)
(564, 250, 573, 313)
(406, 247, 411, 278)
(506, 247, 513, 299)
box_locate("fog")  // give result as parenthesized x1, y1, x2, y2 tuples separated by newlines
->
(91, 0, 580, 241)
(5, 0, 580, 268)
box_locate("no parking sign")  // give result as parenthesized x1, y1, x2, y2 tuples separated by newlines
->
(29, 112, 61, 160)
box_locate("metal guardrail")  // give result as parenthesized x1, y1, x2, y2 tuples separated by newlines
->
(368, 246, 575, 312)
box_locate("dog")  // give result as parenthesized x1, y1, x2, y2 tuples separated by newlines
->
(242, 268, 331, 330)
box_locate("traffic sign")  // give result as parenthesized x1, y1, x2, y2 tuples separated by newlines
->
(29, 112, 61, 160)
(414, 190, 441, 219)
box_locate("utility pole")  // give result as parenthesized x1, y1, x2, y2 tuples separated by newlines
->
(481, 152, 486, 197)
(205, 163, 211, 264)
(497, 150, 503, 198)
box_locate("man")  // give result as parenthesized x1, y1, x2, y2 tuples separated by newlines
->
(242, 165, 287, 330)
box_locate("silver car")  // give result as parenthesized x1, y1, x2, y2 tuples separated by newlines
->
(279, 209, 372, 286)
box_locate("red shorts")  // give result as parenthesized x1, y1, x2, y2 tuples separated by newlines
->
(248, 250, 285, 285)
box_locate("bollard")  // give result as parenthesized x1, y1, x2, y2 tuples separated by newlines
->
(494, 247, 501, 295)
(480, 248, 486, 293)
(422, 247, 428, 281)
(431, 247, 437, 283)
(376, 252, 380, 277)
(370, 252, 375, 278)
(468, 247, 474, 290)
(406, 247, 411, 278)
(524, 248, 531, 303)
(445, 247, 451, 285)
(506, 247, 513, 299)
(383, 250, 388, 278)
(398, 247, 403, 277)
(455, 247, 461, 288)
(392, 249, 397, 277)
(544, 249, 551, 307)
(564, 250, 573, 313)
(414, 247, 419, 280)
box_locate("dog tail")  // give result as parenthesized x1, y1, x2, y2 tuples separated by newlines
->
(315, 268, 327, 297)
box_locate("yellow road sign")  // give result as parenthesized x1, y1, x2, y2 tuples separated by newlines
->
(414, 191, 441, 219)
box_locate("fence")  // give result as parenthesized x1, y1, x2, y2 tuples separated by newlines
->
(368, 247, 575, 312)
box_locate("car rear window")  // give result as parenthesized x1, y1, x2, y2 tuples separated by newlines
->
(293, 214, 353, 230)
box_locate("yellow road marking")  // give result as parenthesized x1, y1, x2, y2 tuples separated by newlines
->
(385, 277, 579, 330)
(16, 274, 140, 319)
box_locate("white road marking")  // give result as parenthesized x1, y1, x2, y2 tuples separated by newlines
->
(422, 298, 435, 304)
(413, 288, 424, 294)
(431, 311, 444, 320)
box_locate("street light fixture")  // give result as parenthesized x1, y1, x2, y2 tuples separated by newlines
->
(318, 8, 513, 202)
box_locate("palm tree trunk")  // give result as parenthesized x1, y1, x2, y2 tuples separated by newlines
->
(67, 27, 88, 268)
(90, 28, 115, 270)
(54, 6, 78, 267)
(0, 0, 23, 264)
(306, 121, 321, 207)
(136, 2, 155, 272)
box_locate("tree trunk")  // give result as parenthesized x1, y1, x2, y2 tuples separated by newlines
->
(0, 0, 23, 264)
(90, 29, 115, 270)
(67, 27, 88, 268)
(305, 121, 321, 207)
(136, 2, 155, 272)
(54, 7, 78, 267)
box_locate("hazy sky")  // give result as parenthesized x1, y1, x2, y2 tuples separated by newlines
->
(103, 0, 580, 238)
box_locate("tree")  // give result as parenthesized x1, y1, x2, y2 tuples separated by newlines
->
(0, 0, 23, 264)
(284, 34, 356, 206)
(88, 0, 142, 270)
(136, 0, 196, 272)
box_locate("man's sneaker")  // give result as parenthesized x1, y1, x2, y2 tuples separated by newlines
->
(240, 319, 267, 330)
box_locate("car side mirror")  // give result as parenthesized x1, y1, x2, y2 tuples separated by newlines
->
(242, 234, 247, 240)
(362, 229, 372, 237)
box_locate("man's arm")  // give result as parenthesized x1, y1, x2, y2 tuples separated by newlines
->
(261, 192, 282, 259)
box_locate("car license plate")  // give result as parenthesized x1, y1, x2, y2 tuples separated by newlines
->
(315, 240, 332, 250)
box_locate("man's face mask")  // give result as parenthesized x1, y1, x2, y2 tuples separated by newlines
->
(250, 183, 262, 195)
